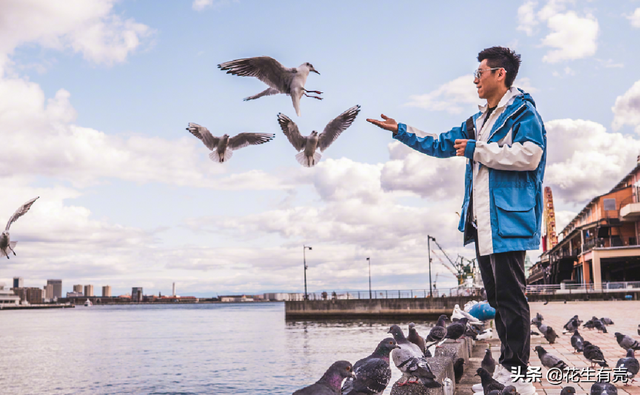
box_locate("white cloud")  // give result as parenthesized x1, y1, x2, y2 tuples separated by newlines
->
(192, 0, 236, 12)
(544, 119, 640, 204)
(517, 1, 540, 36)
(612, 80, 640, 133)
(628, 8, 640, 28)
(405, 75, 536, 114)
(541, 11, 599, 63)
(0, 0, 153, 69)
(515, 1, 600, 64)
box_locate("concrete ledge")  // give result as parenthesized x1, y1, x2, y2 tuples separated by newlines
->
(390, 337, 473, 395)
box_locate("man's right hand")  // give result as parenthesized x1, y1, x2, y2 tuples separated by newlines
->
(366, 114, 398, 133)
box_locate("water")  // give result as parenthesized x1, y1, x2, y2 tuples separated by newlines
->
(0, 303, 431, 394)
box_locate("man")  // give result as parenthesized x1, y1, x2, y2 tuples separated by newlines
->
(367, 47, 546, 395)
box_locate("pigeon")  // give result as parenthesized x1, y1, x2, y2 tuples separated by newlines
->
(387, 325, 440, 388)
(544, 326, 559, 344)
(534, 320, 548, 335)
(186, 123, 274, 163)
(590, 381, 617, 395)
(531, 312, 544, 325)
(592, 317, 608, 333)
(277, 105, 361, 167)
(465, 324, 480, 340)
(476, 367, 505, 394)
(408, 323, 430, 357)
(615, 349, 639, 384)
(600, 317, 614, 325)
(426, 314, 448, 343)
(481, 348, 496, 375)
(544, 300, 549, 305)
(563, 315, 581, 333)
(534, 345, 568, 370)
(0, 197, 38, 259)
(583, 341, 608, 368)
(293, 360, 355, 395)
(218, 56, 322, 116)
(571, 329, 584, 353)
(615, 332, 640, 352)
(561, 386, 576, 395)
(342, 338, 398, 395)
(445, 318, 468, 342)
(501, 385, 518, 395)
(453, 358, 465, 384)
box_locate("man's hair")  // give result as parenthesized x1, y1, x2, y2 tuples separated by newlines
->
(477, 47, 521, 88)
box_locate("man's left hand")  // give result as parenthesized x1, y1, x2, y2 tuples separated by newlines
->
(454, 139, 468, 156)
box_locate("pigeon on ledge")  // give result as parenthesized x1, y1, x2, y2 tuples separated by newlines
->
(293, 360, 355, 395)
(342, 338, 398, 395)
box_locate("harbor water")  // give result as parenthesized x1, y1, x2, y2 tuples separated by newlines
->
(0, 302, 425, 394)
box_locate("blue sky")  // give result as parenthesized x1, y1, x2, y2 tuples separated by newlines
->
(2, 0, 640, 296)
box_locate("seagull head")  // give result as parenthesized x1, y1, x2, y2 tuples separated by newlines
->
(1, 231, 8, 238)
(222, 134, 230, 142)
(311, 130, 319, 137)
(303, 62, 320, 75)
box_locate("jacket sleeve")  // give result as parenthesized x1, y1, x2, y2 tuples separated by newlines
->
(471, 109, 544, 171)
(393, 122, 469, 158)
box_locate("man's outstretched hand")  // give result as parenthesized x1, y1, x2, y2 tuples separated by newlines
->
(366, 114, 398, 133)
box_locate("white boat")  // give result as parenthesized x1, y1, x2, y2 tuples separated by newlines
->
(84, 299, 92, 307)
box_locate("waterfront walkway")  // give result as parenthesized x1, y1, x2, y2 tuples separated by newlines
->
(472, 301, 640, 395)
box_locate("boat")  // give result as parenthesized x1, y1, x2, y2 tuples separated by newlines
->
(84, 299, 92, 307)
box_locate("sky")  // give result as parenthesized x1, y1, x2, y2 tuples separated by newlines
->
(1, 0, 640, 297)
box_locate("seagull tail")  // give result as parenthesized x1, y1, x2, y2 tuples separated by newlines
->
(295, 151, 321, 167)
(9, 241, 16, 249)
(209, 149, 233, 163)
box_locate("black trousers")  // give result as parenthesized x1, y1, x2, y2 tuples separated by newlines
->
(474, 237, 530, 372)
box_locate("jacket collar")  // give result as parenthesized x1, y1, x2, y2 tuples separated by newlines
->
(478, 86, 522, 113)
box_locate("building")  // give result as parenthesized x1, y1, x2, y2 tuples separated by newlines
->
(172, 282, 176, 297)
(533, 158, 640, 288)
(219, 295, 254, 302)
(13, 277, 23, 289)
(0, 283, 20, 305)
(43, 284, 54, 301)
(66, 291, 83, 298)
(84, 284, 94, 297)
(73, 284, 83, 293)
(14, 287, 44, 304)
(46, 279, 62, 299)
(102, 285, 111, 297)
(131, 287, 143, 302)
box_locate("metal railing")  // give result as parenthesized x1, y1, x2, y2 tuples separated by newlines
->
(526, 281, 640, 295)
(294, 286, 484, 301)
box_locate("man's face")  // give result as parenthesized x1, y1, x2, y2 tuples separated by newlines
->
(474, 59, 502, 100)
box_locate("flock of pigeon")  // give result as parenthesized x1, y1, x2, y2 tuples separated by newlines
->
(529, 312, 640, 395)
(292, 307, 495, 395)
(188, 56, 361, 167)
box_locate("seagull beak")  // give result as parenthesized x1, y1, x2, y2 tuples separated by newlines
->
(311, 69, 320, 75)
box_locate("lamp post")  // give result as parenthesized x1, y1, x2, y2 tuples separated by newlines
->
(303, 245, 312, 300)
(427, 235, 435, 297)
(366, 257, 372, 299)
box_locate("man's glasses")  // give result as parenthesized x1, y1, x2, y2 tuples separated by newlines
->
(474, 67, 504, 79)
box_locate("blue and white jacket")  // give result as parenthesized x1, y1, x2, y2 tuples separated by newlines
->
(394, 88, 546, 256)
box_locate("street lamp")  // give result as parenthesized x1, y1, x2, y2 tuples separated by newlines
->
(303, 245, 312, 301)
(427, 235, 436, 297)
(366, 257, 372, 299)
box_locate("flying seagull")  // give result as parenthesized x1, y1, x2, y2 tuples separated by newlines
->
(218, 56, 322, 116)
(1, 197, 39, 259)
(277, 105, 361, 167)
(186, 123, 274, 163)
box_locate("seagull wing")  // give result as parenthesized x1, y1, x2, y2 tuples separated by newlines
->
(5, 197, 39, 231)
(218, 56, 293, 94)
(277, 113, 306, 151)
(186, 123, 220, 151)
(317, 105, 361, 152)
(228, 133, 275, 150)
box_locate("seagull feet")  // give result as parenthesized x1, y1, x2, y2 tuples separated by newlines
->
(303, 89, 323, 94)
(303, 93, 323, 100)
